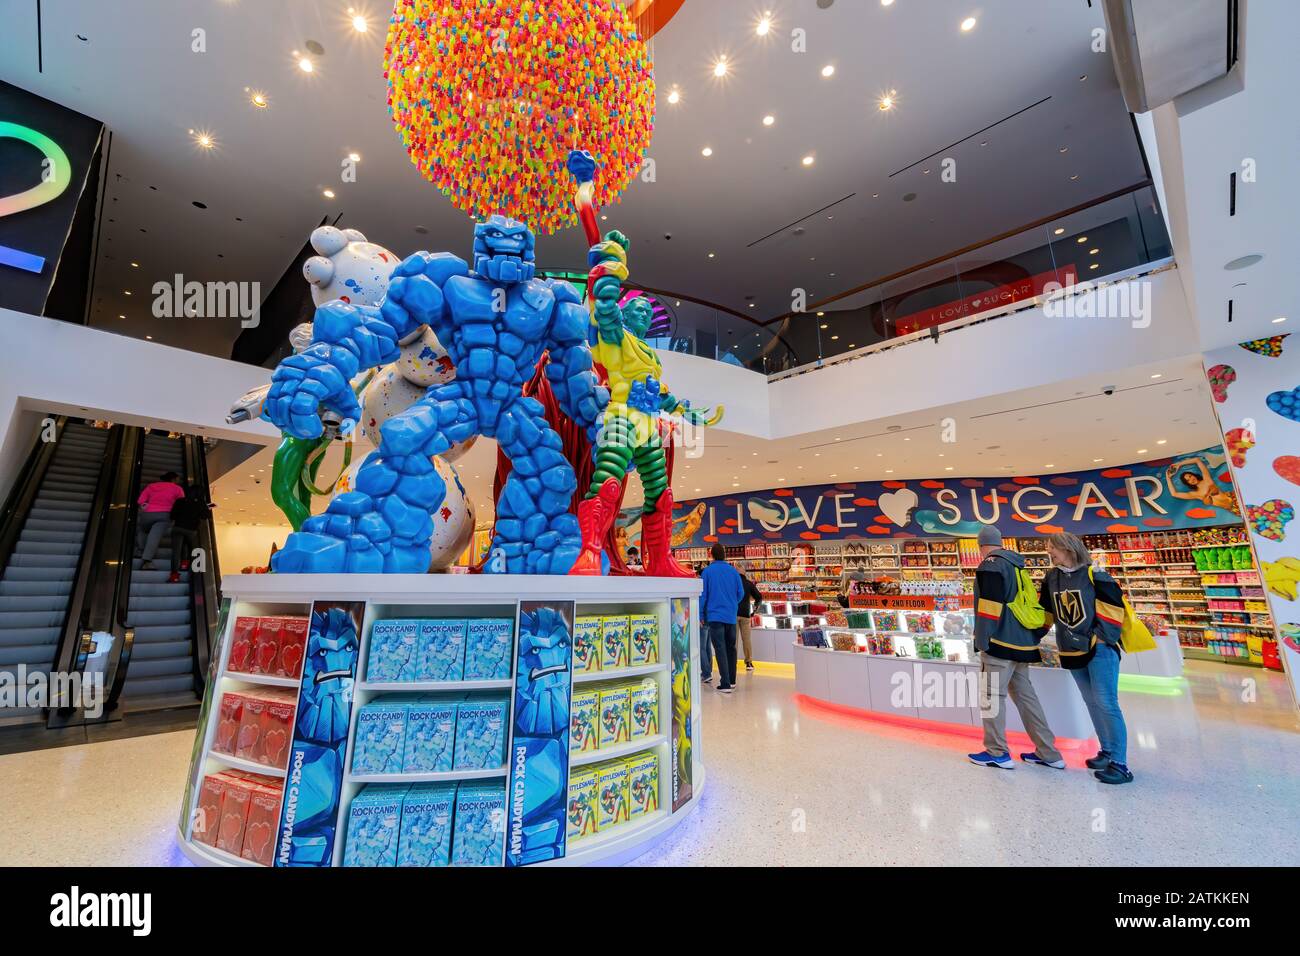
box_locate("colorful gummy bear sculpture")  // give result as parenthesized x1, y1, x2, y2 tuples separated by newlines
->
(261, 216, 608, 573)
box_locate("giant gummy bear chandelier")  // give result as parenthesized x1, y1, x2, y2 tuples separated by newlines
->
(384, 0, 656, 235)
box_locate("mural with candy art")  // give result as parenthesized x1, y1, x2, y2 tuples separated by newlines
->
(1203, 334, 1300, 705)
(670, 447, 1241, 549)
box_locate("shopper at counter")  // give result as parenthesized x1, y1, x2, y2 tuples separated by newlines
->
(968, 525, 1065, 771)
(700, 543, 745, 693)
(737, 571, 764, 672)
(1040, 532, 1134, 785)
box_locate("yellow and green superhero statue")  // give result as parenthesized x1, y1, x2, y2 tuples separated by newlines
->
(567, 150, 722, 577)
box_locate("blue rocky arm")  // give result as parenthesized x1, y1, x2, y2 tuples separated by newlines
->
(385, 251, 469, 343)
(546, 295, 608, 443)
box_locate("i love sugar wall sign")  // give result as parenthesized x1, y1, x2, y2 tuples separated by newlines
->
(671, 445, 1241, 548)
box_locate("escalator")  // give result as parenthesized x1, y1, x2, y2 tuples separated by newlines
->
(0, 417, 220, 743)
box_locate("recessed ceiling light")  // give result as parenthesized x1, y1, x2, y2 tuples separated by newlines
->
(1058, 146, 1068, 154)
(667, 88, 681, 104)
(130, 262, 139, 268)
(960, 16, 977, 31)
(1070, 174, 1079, 181)
(762, 114, 775, 126)
(701, 146, 713, 157)
(117, 314, 125, 319)
(1089, 263, 1099, 270)
(351, 14, 368, 32)
(830, 335, 839, 340)
(1137, 448, 1148, 454)
(123, 290, 132, 296)
(881, 0, 894, 6)
(821, 64, 835, 78)
(1077, 236, 1088, 243)
(323, 188, 336, 199)
(250, 91, 269, 108)
(1089, 248, 1099, 255)
(819, 324, 828, 329)
(802, 155, 815, 166)
(1273, 316, 1288, 324)
(1151, 373, 1162, 379)
(1094, 458, 1103, 463)
(1053, 227, 1064, 235)
(146, 335, 152, 340)
(885, 469, 893, 474)
(707, 252, 715, 258)
(713, 58, 728, 78)
(1045, 464, 1054, 469)
(756, 15, 772, 36)
(1157, 439, 1167, 445)
(945, 466, 953, 471)
(193, 131, 215, 149)
(347, 151, 361, 162)
(878, 94, 895, 111)
(298, 57, 314, 73)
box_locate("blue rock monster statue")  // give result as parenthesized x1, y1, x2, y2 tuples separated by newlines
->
(261, 216, 608, 573)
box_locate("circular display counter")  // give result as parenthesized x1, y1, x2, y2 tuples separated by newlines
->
(177, 573, 705, 868)
(792, 642, 1096, 740)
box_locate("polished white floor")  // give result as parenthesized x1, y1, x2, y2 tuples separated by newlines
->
(1, 660, 1296, 866)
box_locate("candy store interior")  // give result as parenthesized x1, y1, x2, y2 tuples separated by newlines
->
(0, 0, 1298, 887)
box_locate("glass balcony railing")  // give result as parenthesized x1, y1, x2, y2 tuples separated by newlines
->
(540, 183, 1171, 378)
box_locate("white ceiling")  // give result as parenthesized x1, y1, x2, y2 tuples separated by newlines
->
(0, 0, 1148, 355)
(1148, 0, 1300, 350)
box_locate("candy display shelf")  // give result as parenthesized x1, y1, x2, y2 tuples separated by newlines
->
(177, 574, 706, 869)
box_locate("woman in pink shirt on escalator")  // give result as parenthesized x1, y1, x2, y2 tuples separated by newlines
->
(136, 471, 184, 570)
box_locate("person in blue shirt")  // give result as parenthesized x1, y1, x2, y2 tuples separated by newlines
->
(700, 543, 745, 693)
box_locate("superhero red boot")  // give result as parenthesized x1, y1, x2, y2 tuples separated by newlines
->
(641, 489, 696, 578)
(569, 477, 622, 575)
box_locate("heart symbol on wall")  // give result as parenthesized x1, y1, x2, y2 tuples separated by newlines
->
(1240, 335, 1287, 357)
(1224, 427, 1256, 467)
(1206, 365, 1236, 403)
(1272, 457, 1300, 486)
(1247, 499, 1295, 541)
(877, 489, 919, 528)
(1266, 387, 1300, 422)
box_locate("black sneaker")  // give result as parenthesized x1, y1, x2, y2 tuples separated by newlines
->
(1094, 762, 1134, 785)
(745, 662, 754, 671)
(1085, 751, 1112, 771)
(702, 676, 712, 684)
(718, 686, 733, 694)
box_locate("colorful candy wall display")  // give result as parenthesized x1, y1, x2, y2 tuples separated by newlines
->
(383, 0, 656, 235)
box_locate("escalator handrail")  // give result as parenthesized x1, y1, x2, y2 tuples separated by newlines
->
(0, 415, 67, 575)
(101, 429, 146, 712)
(184, 434, 220, 693)
(50, 423, 129, 691)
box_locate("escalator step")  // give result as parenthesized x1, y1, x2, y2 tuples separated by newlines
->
(129, 640, 192, 661)
(0, 595, 67, 612)
(126, 595, 190, 612)
(0, 627, 61, 645)
(0, 645, 59, 668)
(13, 542, 81, 556)
(24, 519, 91, 533)
(0, 610, 67, 627)
(121, 675, 196, 698)
(5, 554, 78, 570)
(130, 624, 193, 641)
(0, 580, 71, 597)
(123, 657, 193, 678)
(18, 530, 85, 544)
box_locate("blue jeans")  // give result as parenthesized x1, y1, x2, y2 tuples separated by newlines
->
(706, 622, 737, 689)
(1070, 642, 1128, 766)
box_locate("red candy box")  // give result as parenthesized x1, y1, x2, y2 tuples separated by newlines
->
(228, 617, 258, 674)
(251, 617, 284, 675)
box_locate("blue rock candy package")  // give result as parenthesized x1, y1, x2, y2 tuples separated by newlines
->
(569, 688, 600, 753)
(627, 751, 660, 818)
(396, 783, 457, 867)
(453, 697, 509, 769)
(402, 697, 457, 773)
(351, 700, 409, 775)
(367, 619, 421, 682)
(573, 616, 603, 675)
(598, 685, 631, 748)
(451, 783, 507, 867)
(628, 679, 659, 740)
(463, 618, 514, 681)
(417, 619, 467, 682)
(342, 784, 408, 867)
(629, 613, 659, 665)
(600, 615, 631, 670)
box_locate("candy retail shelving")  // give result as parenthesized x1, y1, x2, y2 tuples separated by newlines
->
(177, 573, 705, 868)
